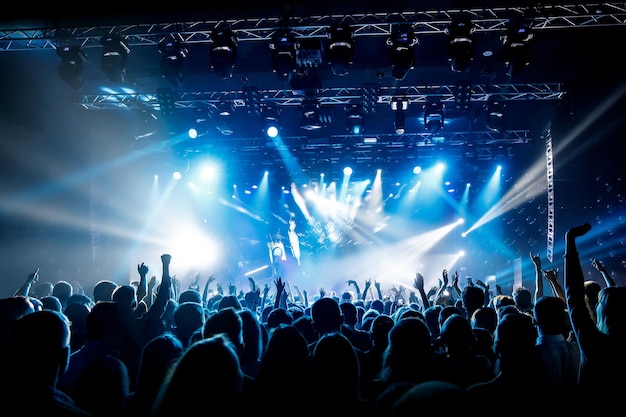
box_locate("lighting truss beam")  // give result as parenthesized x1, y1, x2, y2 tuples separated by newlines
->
(2, 3, 626, 51)
(78, 82, 566, 110)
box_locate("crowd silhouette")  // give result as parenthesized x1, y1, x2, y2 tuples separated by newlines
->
(1, 223, 623, 416)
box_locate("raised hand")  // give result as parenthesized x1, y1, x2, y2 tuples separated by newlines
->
(390, 285, 399, 297)
(161, 254, 172, 265)
(475, 279, 487, 289)
(138, 262, 149, 276)
(530, 251, 541, 269)
(452, 270, 459, 287)
(413, 273, 425, 291)
(248, 276, 257, 292)
(591, 259, 606, 272)
(274, 276, 285, 294)
(27, 269, 39, 285)
(544, 269, 559, 283)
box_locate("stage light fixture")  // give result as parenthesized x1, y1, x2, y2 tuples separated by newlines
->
(262, 104, 282, 138)
(454, 80, 473, 112)
(361, 83, 379, 114)
(485, 95, 506, 132)
(300, 95, 325, 131)
(345, 102, 364, 135)
(100, 34, 130, 82)
(210, 27, 238, 79)
(423, 100, 445, 134)
(242, 86, 261, 115)
(270, 29, 299, 81)
(386, 24, 418, 81)
(326, 23, 355, 76)
(213, 101, 235, 136)
(158, 33, 188, 87)
(446, 18, 475, 72)
(500, 20, 533, 77)
(56, 44, 87, 90)
(391, 97, 408, 135)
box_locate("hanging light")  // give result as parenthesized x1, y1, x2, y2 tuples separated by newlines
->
(391, 97, 408, 135)
(158, 33, 188, 87)
(262, 104, 282, 138)
(423, 100, 445, 133)
(326, 23, 355, 76)
(100, 34, 130, 82)
(56, 44, 87, 90)
(500, 20, 533, 77)
(210, 27, 238, 79)
(446, 18, 475, 72)
(386, 24, 418, 81)
(345, 102, 364, 135)
(270, 29, 299, 81)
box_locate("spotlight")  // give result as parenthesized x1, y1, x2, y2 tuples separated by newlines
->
(485, 95, 506, 132)
(300, 95, 325, 130)
(213, 101, 235, 136)
(158, 33, 188, 87)
(391, 97, 408, 135)
(326, 23, 354, 76)
(270, 29, 299, 81)
(262, 105, 282, 138)
(386, 24, 418, 81)
(500, 20, 533, 77)
(210, 27, 238, 79)
(56, 44, 87, 90)
(345, 102, 364, 135)
(446, 18, 475, 72)
(100, 34, 130, 82)
(423, 100, 445, 133)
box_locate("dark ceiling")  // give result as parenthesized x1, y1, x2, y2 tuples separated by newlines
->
(1, 1, 625, 186)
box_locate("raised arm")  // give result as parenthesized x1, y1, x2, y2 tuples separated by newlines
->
(413, 272, 431, 310)
(544, 269, 565, 302)
(202, 274, 216, 308)
(347, 280, 362, 301)
(432, 269, 449, 305)
(293, 283, 305, 308)
(591, 258, 616, 288)
(362, 279, 372, 301)
(530, 251, 544, 302)
(136, 262, 149, 305)
(374, 280, 383, 300)
(273, 276, 286, 310)
(564, 223, 595, 344)
(146, 254, 173, 319)
(474, 279, 491, 307)
(450, 270, 462, 300)
(14, 268, 39, 297)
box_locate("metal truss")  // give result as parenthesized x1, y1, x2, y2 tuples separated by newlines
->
(545, 127, 555, 262)
(1, 3, 625, 51)
(79, 82, 566, 110)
